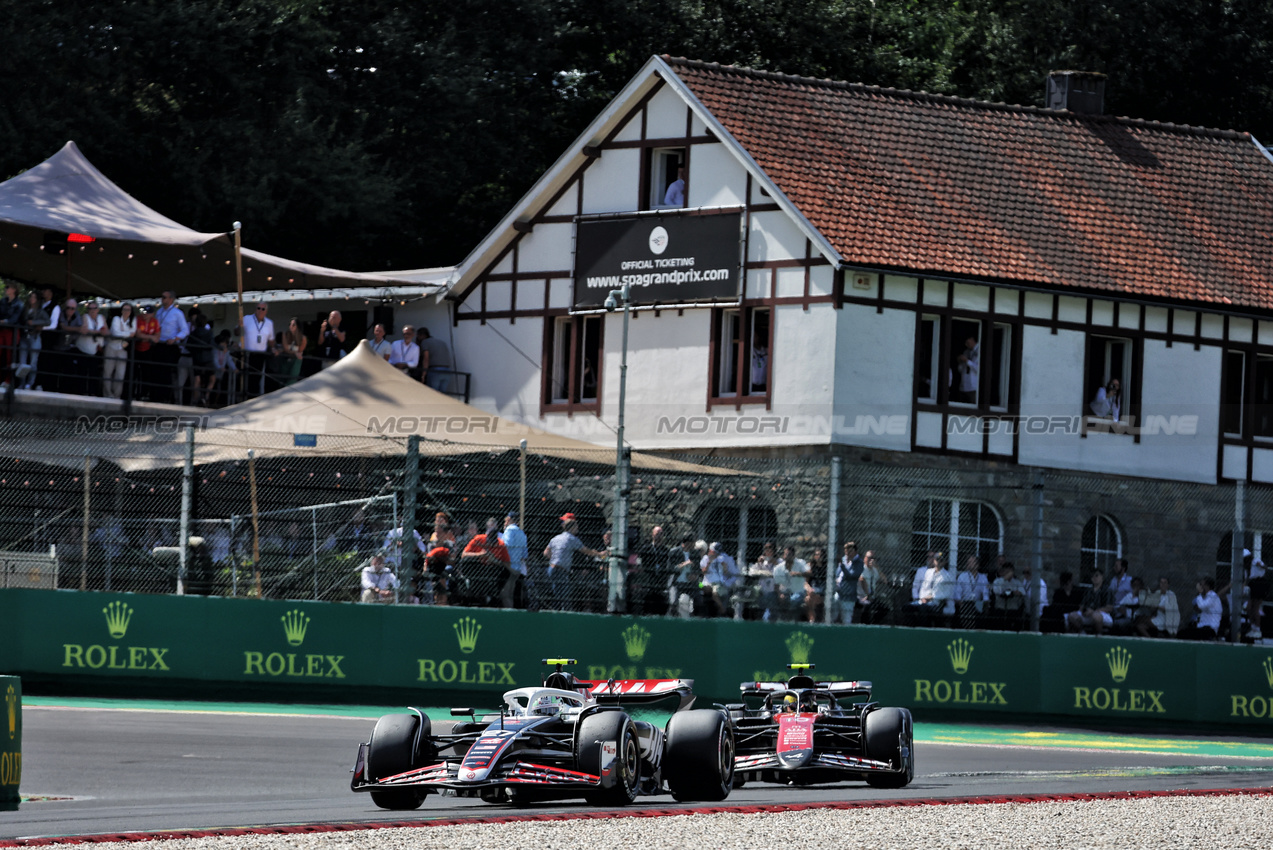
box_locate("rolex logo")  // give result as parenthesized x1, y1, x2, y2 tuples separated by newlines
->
(5, 685, 15, 740)
(622, 625, 651, 662)
(947, 639, 974, 675)
(454, 616, 481, 654)
(1263, 657, 1273, 690)
(281, 610, 310, 647)
(103, 601, 133, 639)
(786, 632, 814, 665)
(1106, 647, 1132, 683)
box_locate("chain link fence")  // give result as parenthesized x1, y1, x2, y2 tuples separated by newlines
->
(1, 418, 1269, 640)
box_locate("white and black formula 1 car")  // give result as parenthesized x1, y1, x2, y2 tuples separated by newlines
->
(351, 659, 734, 809)
(725, 664, 914, 788)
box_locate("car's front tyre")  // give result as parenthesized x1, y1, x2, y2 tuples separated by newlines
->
(863, 707, 914, 789)
(577, 712, 640, 806)
(663, 709, 734, 802)
(367, 713, 431, 810)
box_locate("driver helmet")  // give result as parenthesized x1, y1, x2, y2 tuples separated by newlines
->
(532, 694, 561, 716)
(782, 694, 798, 711)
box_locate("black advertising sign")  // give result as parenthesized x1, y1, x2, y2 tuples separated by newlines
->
(572, 211, 742, 308)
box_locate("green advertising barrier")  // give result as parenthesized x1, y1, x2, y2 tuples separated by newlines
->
(1, 675, 19, 812)
(0, 589, 1271, 730)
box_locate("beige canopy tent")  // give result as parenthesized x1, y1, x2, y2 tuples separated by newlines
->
(8, 341, 735, 476)
(0, 141, 449, 300)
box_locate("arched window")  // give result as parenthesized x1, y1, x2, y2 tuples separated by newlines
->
(910, 500, 1003, 572)
(1080, 515, 1122, 580)
(699, 504, 778, 565)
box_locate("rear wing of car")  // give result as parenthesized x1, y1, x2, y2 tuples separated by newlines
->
(740, 680, 874, 701)
(580, 678, 698, 711)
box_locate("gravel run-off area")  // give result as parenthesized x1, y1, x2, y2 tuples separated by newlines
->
(15, 793, 1273, 850)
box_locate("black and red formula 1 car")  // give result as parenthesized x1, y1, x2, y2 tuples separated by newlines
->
(351, 659, 734, 809)
(725, 664, 914, 788)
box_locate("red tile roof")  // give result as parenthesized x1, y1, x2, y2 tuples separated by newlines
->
(667, 58, 1273, 311)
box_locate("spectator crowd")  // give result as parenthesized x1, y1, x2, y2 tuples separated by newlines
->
(0, 284, 453, 403)
(350, 507, 1270, 646)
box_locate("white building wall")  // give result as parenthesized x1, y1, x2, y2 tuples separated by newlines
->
(688, 145, 748, 209)
(453, 315, 544, 422)
(832, 303, 913, 450)
(1017, 327, 1219, 483)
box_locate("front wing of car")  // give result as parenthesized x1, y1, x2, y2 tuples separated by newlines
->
(352, 742, 601, 795)
(734, 750, 897, 775)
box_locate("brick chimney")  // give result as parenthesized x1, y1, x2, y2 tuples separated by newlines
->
(1046, 71, 1106, 115)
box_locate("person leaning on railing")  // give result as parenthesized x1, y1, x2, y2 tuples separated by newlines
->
(0, 281, 21, 383)
(13, 291, 47, 390)
(102, 302, 136, 400)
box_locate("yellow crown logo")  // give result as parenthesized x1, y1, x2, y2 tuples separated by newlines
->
(5, 684, 15, 740)
(281, 610, 310, 647)
(103, 601, 133, 639)
(622, 625, 651, 662)
(454, 616, 482, 654)
(1263, 657, 1273, 690)
(1106, 646, 1132, 683)
(947, 639, 974, 675)
(786, 631, 814, 665)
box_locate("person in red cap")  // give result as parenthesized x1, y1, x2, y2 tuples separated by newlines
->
(543, 514, 605, 611)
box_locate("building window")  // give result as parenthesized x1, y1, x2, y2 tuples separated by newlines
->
(914, 315, 1013, 410)
(910, 499, 1002, 571)
(648, 147, 685, 209)
(700, 503, 778, 566)
(711, 306, 770, 403)
(1080, 515, 1122, 580)
(1222, 350, 1273, 439)
(1222, 350, 1246, 437)
(1084, 335, 1133, 422)
(544, 315, 602, 409)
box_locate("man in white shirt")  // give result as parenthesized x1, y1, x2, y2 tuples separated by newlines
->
(907, 552, 953, 625)
(240, 302, 276, 397)
(360, 552, 399, 603)
(663, 165, 686, 206)
(1180, 577, 1223, 640)
(389, 326, 420, 374)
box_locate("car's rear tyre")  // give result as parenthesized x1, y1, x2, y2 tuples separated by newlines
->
(664, 709, 734, 802)
(367, 713, 431, 810)
(577, 712, 640, 806)
(863, 707, 914, 789)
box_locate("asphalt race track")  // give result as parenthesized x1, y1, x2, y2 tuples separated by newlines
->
(6, 703, 1273, 841)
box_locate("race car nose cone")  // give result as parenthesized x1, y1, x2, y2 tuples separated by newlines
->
(776, 747, 814, 769)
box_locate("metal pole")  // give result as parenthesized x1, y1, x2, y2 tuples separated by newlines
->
(1232, 479, 1247, 643)
(402, 435, 420, 606)
(229, 515, 239, 597)
(311, 506, 319, 600)
(824, 455, 840, 624)
(248, 450, 262, 597)
(609, 285, 631, 615)
(178, 425, 194, 595)
(1031, 469, 1044, 631)
(519, 439, 528, 527)
(80, 456, 90, 592)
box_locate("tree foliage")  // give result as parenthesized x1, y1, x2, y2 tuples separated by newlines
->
(0, 0, 1269, 272)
